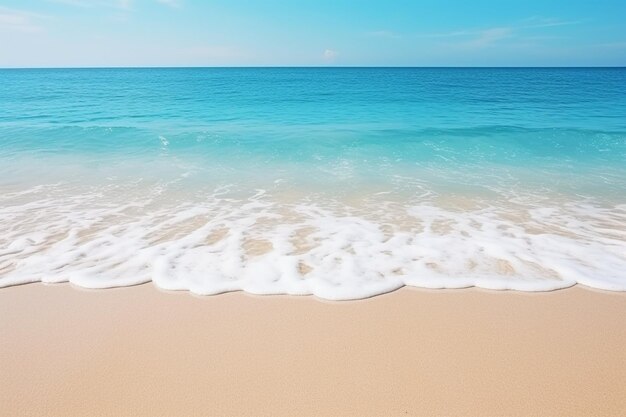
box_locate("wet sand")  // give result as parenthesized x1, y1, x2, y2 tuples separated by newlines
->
(1, 283, 625, 417)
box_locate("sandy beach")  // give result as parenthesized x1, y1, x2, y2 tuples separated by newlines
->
(1, 284, 624, 417)
(2, 1, 626, 416)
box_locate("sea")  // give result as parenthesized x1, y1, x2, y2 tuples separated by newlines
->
(0, 67, 624, 299)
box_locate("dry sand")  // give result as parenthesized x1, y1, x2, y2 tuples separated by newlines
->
(1, 283, 625, 417)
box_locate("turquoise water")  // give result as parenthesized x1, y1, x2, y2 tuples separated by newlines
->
(1, 68, 625, 298)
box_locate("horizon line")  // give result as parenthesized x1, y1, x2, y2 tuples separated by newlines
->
(1, 65, 626, 70)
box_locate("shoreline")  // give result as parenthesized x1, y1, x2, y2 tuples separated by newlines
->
(3, 181, 624, 297)
(1, 283, 625, 416)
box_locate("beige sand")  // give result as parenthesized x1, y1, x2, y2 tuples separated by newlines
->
(1, 284, 625, 417)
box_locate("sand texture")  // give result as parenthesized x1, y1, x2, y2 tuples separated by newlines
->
(1, 284, 625, 417)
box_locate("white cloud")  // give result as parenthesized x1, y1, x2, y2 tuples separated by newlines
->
(323, 49, 338, 61)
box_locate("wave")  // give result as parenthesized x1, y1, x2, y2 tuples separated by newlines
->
(1, 184, 624, 300)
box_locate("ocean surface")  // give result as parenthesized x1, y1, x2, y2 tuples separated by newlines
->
(0, 68, 625, 299)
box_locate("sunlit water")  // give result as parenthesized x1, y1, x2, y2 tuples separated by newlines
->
(1, 68, 625, 299)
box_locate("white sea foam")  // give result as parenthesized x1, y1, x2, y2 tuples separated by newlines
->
(0, 183, 624, 300)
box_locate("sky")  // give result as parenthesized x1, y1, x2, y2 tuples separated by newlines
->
(1, 0, 625, 67)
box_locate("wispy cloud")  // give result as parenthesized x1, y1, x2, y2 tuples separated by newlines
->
(417, 16, 580, 50)
(0, 7, 48, 33)
(419, 30, 474, 39)
(419, 27, 513, 49)
(520, 16, 581, 29)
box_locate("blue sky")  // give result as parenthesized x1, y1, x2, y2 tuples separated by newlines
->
(1, 0, 625, 67)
